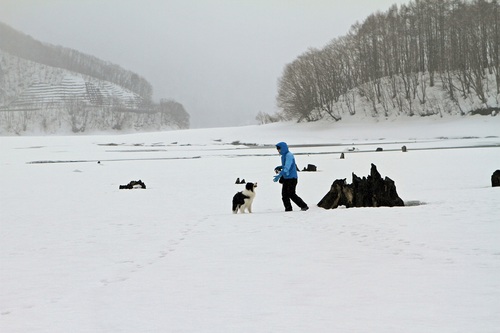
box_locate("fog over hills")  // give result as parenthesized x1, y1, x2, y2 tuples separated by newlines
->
(1, 0, 499, 135)
(0, 23, 189, 134)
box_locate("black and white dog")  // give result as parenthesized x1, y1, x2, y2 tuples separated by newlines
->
(232, 182, 257, 214)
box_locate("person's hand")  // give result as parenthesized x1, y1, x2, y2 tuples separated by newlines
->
(273, 175, 281, 182)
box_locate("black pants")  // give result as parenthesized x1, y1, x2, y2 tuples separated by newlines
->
(281, 178, 307, 211)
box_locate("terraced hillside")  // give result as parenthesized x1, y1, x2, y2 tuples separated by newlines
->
(0, 50, 142, 111)
(0, 49, 189, 134)
(3, 75, 142, 111)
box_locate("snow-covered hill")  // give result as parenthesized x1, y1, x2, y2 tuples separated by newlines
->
(0, 50, 177, 134)
(329, 72, 500, 120)
(0, 29, 191, 134)
(0, 50, 143, 109)
(269, 69, 500, 125)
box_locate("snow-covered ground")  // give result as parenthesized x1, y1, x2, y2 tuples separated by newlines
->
(1, 116, 500, 333)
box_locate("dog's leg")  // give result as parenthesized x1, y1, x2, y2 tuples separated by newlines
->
(248, 204, 252, 213)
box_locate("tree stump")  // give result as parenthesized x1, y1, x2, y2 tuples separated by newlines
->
(492, 170, 500, 187)
(318, 164, 404, 209)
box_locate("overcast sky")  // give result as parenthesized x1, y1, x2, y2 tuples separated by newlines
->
(0, 0, 409, 128)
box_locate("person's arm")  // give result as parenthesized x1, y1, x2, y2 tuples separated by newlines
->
(282, 152, 293, 177)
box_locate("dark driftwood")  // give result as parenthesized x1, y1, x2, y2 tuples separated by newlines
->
(302, 164, 317, 172)
(119, 180, 146, 189)
(492, 170, 500, 187)
(318, 164, 404, 209)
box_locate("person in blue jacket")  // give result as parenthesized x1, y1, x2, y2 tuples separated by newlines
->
(273, 142, 309, 212)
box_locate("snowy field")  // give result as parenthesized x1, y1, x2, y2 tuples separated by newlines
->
(1, 116, 500, 333)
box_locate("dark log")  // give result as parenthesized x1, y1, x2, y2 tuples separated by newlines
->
(119, 180, 146, 189)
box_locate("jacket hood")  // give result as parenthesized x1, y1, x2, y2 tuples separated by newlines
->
(276, 142, 289, 155)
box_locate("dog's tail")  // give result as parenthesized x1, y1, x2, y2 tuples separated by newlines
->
(232, 197, 238, 213)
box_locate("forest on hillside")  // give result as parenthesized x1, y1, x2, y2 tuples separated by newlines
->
(274, 0, 499, 122)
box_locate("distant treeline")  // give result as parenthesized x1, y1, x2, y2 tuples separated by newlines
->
(0, 99, 190, 134)
(0, 22, 153, 101)
(276, 0, 500, 121)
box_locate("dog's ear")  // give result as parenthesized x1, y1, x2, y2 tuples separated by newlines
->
(254, 182, 257, 187)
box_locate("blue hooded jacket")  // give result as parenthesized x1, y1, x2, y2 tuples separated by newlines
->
(276, 142, 298, 179)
